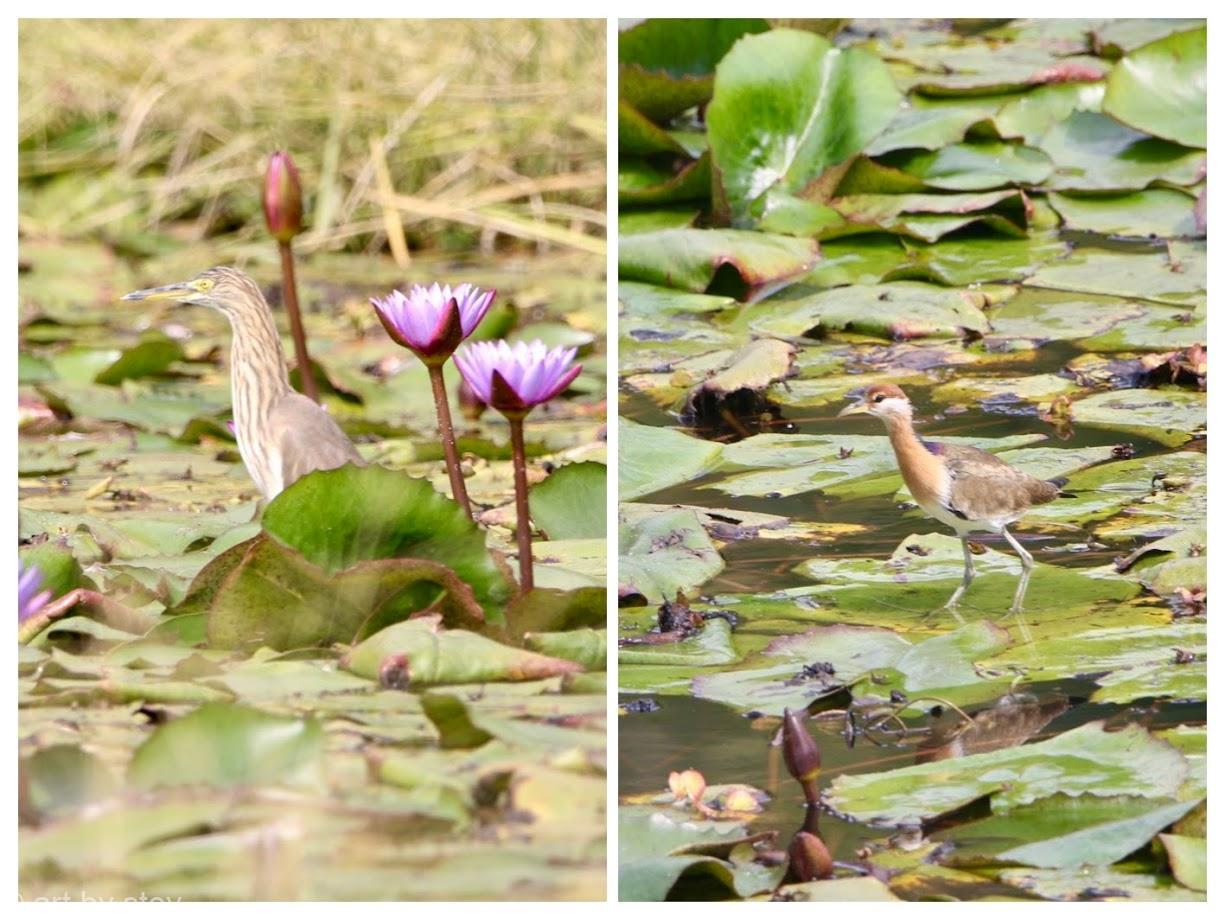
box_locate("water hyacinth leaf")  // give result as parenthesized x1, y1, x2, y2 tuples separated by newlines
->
(1048, 189, 1200, 239)
(826, 721, 1189, 826)
(261, 463, 510, 619)
(619, 419, 723, 501)
(205, 536, 485, 651)
(1069, 388, 1205, 447)
(707, 29, 902, 226)
(937, 795, 1200, 869)
(885, 142, 1053, 191)
(1038, 112, 1205, 192)
(1159, 834, 1207, 892)
(1102, 28, 1206, 148)
(342, 617, 582, 686)
(619, 18, 771, 122)
(619, 506, 724, 602)
(128, 703, 325, 790)
(618, 228, 820, 297)
(529, 461, 606, 540)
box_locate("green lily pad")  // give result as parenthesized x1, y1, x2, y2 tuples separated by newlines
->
(1048, 189, 1200, 239)
(128, 703, 325, 790)
(94, 332, 188, 386)
(620, 155, 711, 206)
(1102, 28, 1206, 148)
(1159, 833, 1207, 892)
(342, 617, 582, 686)
(21, 744, 118, 821)
(261, 463, 511, 620)
(826, 721, 1190, 827)
(886, 142, 1053, 191)
(619, 228, 820, 297)
(1024, 243, 1204, 308)
(619, 18, 770, 122)
(1038, 112, 1205, 192)
(1070, 388, 1205, 447)
(706, 28, 901, 226)
(999, 864, 1204, 901)
(739, 281, 991, 341)
(530, 461, 606, 540)
(619, 506, 724, 602)
(937, 794, 1200, 869)
(619, 419, 723, 501)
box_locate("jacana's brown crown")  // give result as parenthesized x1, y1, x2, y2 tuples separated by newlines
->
(863, 383, 908, 402)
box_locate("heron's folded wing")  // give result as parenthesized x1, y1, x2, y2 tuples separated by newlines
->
(272, 392, 364, 490)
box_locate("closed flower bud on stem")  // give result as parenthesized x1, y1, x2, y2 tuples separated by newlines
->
(782, 707, 822, 805)
(262, 150, 304, 244)
(788, 831, 834, 883)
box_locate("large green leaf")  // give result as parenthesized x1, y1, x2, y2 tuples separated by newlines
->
(619, 419, 723, 501)
(261, 464, 511, 619)
(826, 721, 1190, 826)
(619, 505, 724, 602)
(1038, 112, 1205, 192)
(529, 461, 606, 540)
(1102, 28, 1206, 148)
(127, 703, 325, 790)
(618, 228, 820, 296)
(707, 29, 901, 226)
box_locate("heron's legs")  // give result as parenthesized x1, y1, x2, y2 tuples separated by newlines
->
(943, 537, 976, 610)
(1002, 527, 1034, 613)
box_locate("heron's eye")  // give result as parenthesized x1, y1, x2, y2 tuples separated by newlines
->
(196, 279, 214, 292)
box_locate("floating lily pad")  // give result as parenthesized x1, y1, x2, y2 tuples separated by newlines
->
(1159, 833, 1207, 892)
(619, 505, 724, 602)
(1038, 112, 1205, 192)
(886, 142, 1053, 191)
(1102, 27, 1206, 148)
(1048, 189, 1200, 238)
(706, 28, 901, 226)
(619, 229, 820, 297)
(619, 419, 723, 501)
(1069, 388, 1205, 447)
(128, 703, 325, 790)
(826, 721, 1190, 827)
(530, 461, 607, 540)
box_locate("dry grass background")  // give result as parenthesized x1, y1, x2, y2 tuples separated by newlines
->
(18, 19, 606, 261)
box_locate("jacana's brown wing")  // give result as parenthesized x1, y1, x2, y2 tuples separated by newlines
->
(933, 442, 1061, 522)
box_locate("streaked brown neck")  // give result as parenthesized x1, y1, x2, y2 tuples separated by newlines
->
(881, 412, 946, 507)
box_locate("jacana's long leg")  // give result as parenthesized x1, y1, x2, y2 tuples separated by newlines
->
(943, 536, 976, 609)
(1002, 527, 1034, 612)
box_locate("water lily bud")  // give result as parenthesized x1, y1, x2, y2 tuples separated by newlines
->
(668, 768, 706, 805)
(263, 150, 304, 243)
(788, 831, 833, 882)
(781, 708, 822, 804)
(458, 378, 487, 421)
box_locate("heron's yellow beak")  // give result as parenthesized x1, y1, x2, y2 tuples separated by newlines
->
(837, 401, 870, 417)
(121, 280, 201, 302)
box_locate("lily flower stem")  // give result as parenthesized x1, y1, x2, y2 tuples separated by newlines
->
(278, 239, 319, 404)
(427, 364, 473, 519)
(508, 416, 534, 593)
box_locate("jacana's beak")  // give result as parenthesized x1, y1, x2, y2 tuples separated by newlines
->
(837, 401, 870, 417)
(121, 280, 197, 302)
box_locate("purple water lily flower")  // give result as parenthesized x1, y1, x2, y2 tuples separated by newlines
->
(371, 283, 496, 364)
(454, 340, 581, 417)
(18, 561, 52, 624)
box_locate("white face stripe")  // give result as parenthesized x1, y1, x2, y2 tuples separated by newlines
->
(870, 395, 911, 417)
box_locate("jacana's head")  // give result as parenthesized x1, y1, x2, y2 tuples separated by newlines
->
(122, 266, 264, 317)
(838, 383, 912, 424)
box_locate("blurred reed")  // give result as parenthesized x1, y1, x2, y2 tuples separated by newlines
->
(18, 19, 606, 259)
